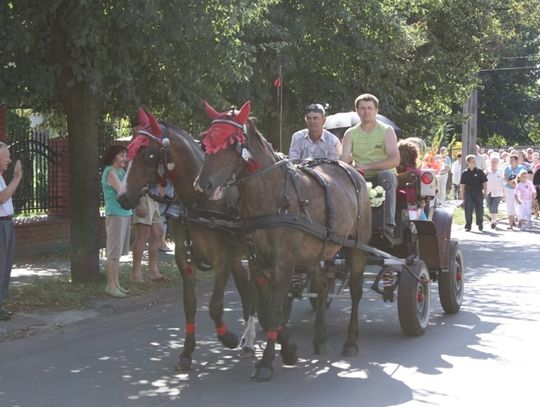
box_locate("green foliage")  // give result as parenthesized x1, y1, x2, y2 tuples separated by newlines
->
(486, 133, 508, 148)
(6, 110, 31, 139)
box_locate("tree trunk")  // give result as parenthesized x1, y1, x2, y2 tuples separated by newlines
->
(51, 4, 103, 283)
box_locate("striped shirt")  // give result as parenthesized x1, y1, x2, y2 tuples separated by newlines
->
(288, 129, 341, 161)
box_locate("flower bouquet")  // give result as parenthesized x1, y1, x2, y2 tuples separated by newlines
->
(366, 182, 386, 207)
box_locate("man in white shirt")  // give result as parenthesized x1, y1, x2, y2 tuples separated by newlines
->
(0, 142, 22, 321)
(451, 152, 462, 199)
(289, 104, 342, 161)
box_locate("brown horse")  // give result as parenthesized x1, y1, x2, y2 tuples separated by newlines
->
(117, 108, 256, 371)
(195, 101, 372, 382)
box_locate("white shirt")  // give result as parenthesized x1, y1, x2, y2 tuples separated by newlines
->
(451, 160, 462, 184)
(0, 175, 14, 216)
(288, 129, 342, 161)
(485, 167, 504, 197)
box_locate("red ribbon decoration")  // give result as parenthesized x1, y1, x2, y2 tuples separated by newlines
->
(216, 323, 228, 337)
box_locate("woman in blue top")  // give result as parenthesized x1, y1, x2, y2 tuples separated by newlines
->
(101, 144, 132, 297)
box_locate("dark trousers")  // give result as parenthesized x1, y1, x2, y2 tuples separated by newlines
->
(0, 220, 15, 305)
(464, 191, 484, 229)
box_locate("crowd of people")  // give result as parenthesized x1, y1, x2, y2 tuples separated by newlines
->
(449, 146, 538, 231)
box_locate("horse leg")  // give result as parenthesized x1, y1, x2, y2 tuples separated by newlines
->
(312, 263, 329, 355)
(252, 265, 295, 382)
(174, 246, 198, 371)
(342, 249, 367, 357)
(209, 259, 239, 349)
(230, 259, 257, 358)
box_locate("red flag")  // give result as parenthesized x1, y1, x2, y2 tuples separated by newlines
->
(274, 77, 282, 88)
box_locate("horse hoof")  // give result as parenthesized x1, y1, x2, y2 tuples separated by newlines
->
(280, 343, 298, 366)
(218, 332, 240, 349)
(176, 355, 192, 372)
(341, 343, 358, 358)
(313, 342, 327, 355)
(251, 364, 274, 382)
(240, 346, 256, 359)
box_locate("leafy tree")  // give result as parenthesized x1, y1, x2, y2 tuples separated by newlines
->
(478, 27, 540, 145)
(1, 0, 273, 282)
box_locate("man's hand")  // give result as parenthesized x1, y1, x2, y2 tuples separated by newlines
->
(13, 160, 22, 180)
(355, 162, 368, 172)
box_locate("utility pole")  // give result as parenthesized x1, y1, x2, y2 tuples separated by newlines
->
(462, 89, 478, 166)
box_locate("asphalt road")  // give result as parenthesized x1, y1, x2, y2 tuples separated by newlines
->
(1, 222, 539, 407)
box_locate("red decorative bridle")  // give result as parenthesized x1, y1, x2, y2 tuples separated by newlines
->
(127, 107, 175, 185)
(201, 101, 260, 173)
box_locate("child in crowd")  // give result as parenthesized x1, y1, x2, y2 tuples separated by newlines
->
(514, 169, 536, 230)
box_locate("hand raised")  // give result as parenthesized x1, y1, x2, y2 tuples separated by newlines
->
(14, 160, 22, 179)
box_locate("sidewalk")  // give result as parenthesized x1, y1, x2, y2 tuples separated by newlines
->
(2, 248, 182, 342)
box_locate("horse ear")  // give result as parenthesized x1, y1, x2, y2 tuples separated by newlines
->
(146, 110, 163, 136)
(138, 107, 149, 128)
(235, 101, 251, 124)
(204, 101, 221, 121)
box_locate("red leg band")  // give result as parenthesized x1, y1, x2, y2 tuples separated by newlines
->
(256, 277, 268, 287)
(185, 323, 196, 334)
(267, 330, 278, 342)
(216, 323, 228, 336)
(184, 266, 193, 276)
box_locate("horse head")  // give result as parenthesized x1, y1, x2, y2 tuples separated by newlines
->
(117, 107, 169, 209)
(195, 100, 263, 200)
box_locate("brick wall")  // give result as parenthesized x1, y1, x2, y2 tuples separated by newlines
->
(14, 216, 106, 258)
(0, 105, 6, 143)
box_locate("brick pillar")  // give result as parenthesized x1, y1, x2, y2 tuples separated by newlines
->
(48, 137, 71, 217)
(0, 106, 7, 143)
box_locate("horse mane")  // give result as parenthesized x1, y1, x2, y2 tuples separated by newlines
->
(161, 122, 204, 160)
(246, 120, 280, 162)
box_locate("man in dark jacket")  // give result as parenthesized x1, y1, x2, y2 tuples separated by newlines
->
(460, 154, 488, 232)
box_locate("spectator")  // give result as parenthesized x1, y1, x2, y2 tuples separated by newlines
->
(460, 155, 488, 232)
(437, 147, 451, 204)
(503, 154, 523, 230)
(101, 144, 132, 298)
(0, 142, 22, 320)
(517, 150, 531, 173)
(485, 156, 504, 229)
(451, 152, 462, 199)
(289, 103, 342, 161)
(514, 169, 536, 230)
(533, 163, 540, 220)
(476, 145, 486, 170)
(130, 115, 166, 283)
(526, 147, 534, 163)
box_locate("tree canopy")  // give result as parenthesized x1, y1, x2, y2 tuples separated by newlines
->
(1, 0, 539, 280)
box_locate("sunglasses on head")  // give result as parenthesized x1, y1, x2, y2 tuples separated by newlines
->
(305, 104, 325, 116)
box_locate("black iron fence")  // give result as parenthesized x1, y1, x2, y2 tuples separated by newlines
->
(8, 129, 61, 216)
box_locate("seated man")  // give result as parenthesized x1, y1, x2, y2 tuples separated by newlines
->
(341, 93, 400, 235)
(289, 103, 342, 161)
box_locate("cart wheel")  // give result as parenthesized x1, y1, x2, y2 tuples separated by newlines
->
(438, 240, 464, 314)
(309, 275, 336, 310)
(398, 260, 431, 336)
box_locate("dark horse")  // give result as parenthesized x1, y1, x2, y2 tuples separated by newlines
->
(195, 101, 372, 382)
(117, 108, 256, 371)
